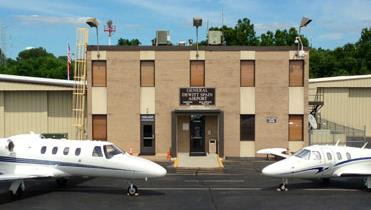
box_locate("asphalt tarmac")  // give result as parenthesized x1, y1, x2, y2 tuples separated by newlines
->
(1, 158, 371, 210)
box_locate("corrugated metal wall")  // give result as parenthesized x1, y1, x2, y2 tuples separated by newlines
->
(319, 88, 371, 136)
(47, 91, 74, 138)
(0, 91, 74, 138)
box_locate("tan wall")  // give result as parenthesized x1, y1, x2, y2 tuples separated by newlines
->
(289, 87, 304, 114)
(140, 87, 155, 114)
(92, 87, 107, 114)
(240, 87, 255, 114)
(206, 51, 241, 156)
(319, 88, 371, 136)
(0, 81, 72, 91)
(156, 51, 189, 154)
(255, 51, 289, 151)
(240, 141, 255, 157)
(106, 51, 141, 153)
(4, 91, 48, 136)
(47, 91, 74, 139)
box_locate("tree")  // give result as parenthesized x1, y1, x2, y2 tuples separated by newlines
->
(0, 48, 5, 65)
(260, 31, 274, 46)
(0, 47, 70, 79)
(117, 38, 141, 46)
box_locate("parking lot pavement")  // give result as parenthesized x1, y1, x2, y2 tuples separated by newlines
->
(1, 158, 371, 210)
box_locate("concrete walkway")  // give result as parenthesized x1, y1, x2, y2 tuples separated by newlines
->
(174, 153, 223, 169)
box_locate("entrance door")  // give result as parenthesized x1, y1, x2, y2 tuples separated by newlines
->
(190, 115, 206, 156)
(141, 115, 155, 155)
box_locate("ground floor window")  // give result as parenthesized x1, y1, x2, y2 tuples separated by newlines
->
(92, 115, 107, 140)
(289, 115, 304, 141)
(240, 115, 255, 141)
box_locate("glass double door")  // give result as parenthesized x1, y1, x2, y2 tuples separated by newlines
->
(141, 115, 155, 155)
(190, 115, 206, 156)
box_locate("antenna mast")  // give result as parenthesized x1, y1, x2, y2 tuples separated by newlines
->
(104, 20, 116, 45)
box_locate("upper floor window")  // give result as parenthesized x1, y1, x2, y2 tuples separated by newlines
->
(140, 61, 155, 87)
(190, 60, 205, 87)
(92, 115, 107, 141)
(41, 146, 47, 154)
(63, 147, 69, 155)
(92, 146, 103, 157)
(240, 60, 255, 87)
(75, 148, 81, 156)
(52, 146, 58, 155)
(289, 60, 304, 87)
(92, 60, 107, 87)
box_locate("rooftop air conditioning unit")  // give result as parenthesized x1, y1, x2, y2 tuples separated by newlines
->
(156, 31, 170, 46)
(208, 31, 223, 45)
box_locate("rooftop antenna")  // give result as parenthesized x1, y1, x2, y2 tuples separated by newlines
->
(193, 17, 202, 58)
(104, 20, 116, 45)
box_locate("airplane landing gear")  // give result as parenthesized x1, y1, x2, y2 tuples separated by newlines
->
(9, 180, 25, 198)
(277, 178, 288, 191)
(127, 183, 138, 196)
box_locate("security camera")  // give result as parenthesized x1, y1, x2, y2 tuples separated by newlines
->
(297, 50, 305, 58)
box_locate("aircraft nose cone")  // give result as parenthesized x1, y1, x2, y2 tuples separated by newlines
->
(262, 165, 275, 176)
(150, 163, 167, 177)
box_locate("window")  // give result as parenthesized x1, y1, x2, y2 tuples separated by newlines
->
(75, 148, 81, 156)
(336, 152, 342, 160)
(140, 61, 155, 87)
(103, 144, 125, 159)
(311, 151, 322, 160)
(289, 60, 304, 87)
(41, 146, 47, 154)
(92, 146, 103, 157)
(92, 115, 107, 140)
(92, 60, 107, 87)
(295, 149, 310, 160)
(52, 147, 58, 155)
(346, 152, 351, 160)
(190, 60, 205, 86)
(289, 115, 304, 141)
(326, 152, 332, 160)
(240, 60, 255, 87)
(63, 147, 69, 155)
(240, 115, 255, 141)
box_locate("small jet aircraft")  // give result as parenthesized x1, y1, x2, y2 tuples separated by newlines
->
(258, 142, 371, 191)
(0, 133, 167, 197)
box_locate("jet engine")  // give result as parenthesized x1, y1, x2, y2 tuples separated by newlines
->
(0, 139, 15, 153)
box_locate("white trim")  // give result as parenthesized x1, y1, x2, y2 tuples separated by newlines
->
(309, 75, 371, 83)
(0, 74, 77, 87)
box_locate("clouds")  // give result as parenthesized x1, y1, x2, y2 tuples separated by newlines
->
(16, 15, 90, 25)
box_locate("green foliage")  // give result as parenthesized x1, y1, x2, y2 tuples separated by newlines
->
(309, 27, 371, 78)
(117, 38, 141, 46)
(0, 47, 71, 79)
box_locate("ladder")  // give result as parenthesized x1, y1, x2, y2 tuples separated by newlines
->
(72, 28, 88, 140)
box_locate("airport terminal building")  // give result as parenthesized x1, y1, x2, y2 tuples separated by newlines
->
(86, 46, 309, 158)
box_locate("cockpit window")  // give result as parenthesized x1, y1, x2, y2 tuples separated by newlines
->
(294, 149, 311, 160)
(311, 151, 322, 160)
(92, 146, 103, 157)
(103, 144, 125, 159)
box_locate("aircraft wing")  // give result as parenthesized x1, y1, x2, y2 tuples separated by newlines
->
(333, 160, 371, 177)
(257, 148, 289, 159)
(0, 165, 67, 181)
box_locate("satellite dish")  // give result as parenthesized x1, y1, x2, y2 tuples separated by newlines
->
(308, 114, 318, 129)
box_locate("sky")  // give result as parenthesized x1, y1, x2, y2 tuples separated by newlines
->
(0, 0, 370, 58)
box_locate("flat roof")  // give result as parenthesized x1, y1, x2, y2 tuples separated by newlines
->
(309, 74, 371, 83)
(87, 45, 308, 52)
(0, 74, 75, 87)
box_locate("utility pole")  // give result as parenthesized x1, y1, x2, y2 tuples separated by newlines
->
(0, 24, 7, 65)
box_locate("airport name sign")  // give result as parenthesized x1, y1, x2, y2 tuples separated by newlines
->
(180, 88, 215, 105)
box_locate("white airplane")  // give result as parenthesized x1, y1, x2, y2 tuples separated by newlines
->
(0, 133, 167, 197)
(258, 142, 371, 191)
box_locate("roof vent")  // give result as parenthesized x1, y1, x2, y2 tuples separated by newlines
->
(208, 31, 223, 45)
(156, 31, 171, 46)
